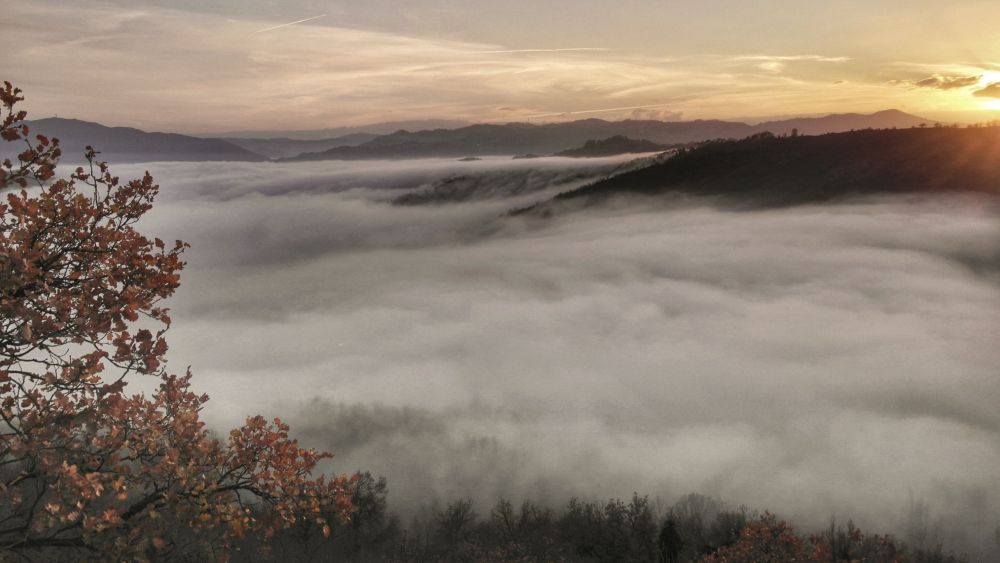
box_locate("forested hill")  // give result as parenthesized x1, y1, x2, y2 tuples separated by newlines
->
(549, 126, 1000, 208)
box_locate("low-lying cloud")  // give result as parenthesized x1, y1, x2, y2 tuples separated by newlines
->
(123, 157, 1000, 557)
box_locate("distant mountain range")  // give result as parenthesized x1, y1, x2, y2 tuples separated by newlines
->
(284, 110, 934, 161)
(3, 118, 266, 163)
(518, 126, 1000, 211)
(222, 133, 379, 159)
(4, 110, 935, 164)
(209, 119, 471, 140)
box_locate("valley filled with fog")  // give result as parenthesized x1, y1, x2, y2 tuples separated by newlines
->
(123, 156, 999, 556)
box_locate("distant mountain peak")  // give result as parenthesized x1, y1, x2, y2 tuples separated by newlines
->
(872, 108, 912, 116)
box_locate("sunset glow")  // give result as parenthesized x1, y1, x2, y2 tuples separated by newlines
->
(4, 0, 1000, 132)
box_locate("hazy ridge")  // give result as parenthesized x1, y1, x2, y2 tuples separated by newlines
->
(6, 110, 932, 164)
(284, 110, 931, 161)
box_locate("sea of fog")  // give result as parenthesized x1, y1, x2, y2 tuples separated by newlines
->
(114, 156, 999, 557)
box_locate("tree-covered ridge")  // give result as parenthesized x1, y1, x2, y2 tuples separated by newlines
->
(553, 125, 1000, 207)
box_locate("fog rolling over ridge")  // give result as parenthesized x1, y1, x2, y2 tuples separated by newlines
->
(126, 156, 1000, 556)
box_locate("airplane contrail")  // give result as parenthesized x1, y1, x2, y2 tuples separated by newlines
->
(255, 14, 327, 33)
(474, 47, 610, 54)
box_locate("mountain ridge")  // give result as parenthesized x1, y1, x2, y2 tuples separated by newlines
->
(283, 110, 934, 162)
(2, 118, 266, 163)
(4, 110, 937, 164)
(221, 133, 379, 159)
(208, 119, 471, 140)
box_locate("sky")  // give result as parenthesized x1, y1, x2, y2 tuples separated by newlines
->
(3, 0, 1000, 132)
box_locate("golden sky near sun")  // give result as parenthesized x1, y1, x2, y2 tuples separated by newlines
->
(3, 0, 999, 132)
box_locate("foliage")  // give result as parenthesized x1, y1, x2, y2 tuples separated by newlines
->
(0, 81, 355, 560)
(701, 512, 966, 563)
(233, 471, 401, 562)
(700, 512, 811, 563)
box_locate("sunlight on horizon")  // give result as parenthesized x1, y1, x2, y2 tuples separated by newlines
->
(4, 0, 1000, 132)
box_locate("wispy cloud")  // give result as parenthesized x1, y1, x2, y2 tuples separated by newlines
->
(732, 55, 851, 63)
(910, 74, 982, 90)
(255, 14, 326, 33)
(730, 55, 850, 73)
(471, 47, 610, 54)
(525, 102, 681, 118)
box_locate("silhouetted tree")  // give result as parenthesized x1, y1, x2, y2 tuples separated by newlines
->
(659, 519, 683, 562)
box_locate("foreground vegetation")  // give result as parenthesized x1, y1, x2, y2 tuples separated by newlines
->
(1, 83, 354, 560)
(232, 473, 970, 562)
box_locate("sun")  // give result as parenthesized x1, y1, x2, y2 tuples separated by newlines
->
(970, 72, 1000, 111)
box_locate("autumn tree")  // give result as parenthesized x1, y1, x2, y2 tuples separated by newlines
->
(0, 81, 354, 560)
(700, 513, 812, 563)
(701, 512, 911, 563)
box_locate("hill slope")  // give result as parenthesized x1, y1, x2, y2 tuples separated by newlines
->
(4, 118, 266, 163)
(554, 136, 672, 157)
(547, 126, 1000, 208)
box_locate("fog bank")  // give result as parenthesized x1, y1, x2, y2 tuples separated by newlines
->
(123, 157, 1000, 557)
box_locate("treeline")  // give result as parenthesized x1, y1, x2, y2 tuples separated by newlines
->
(224, 473, 969, 562)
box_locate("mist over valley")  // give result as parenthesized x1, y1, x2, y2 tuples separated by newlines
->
(111, 150, 1000, 558)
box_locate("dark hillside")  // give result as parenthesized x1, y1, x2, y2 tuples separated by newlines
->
(554, 126, 1000, 207)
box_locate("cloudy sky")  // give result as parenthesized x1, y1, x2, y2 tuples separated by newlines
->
(4, 0, 1000, 132)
